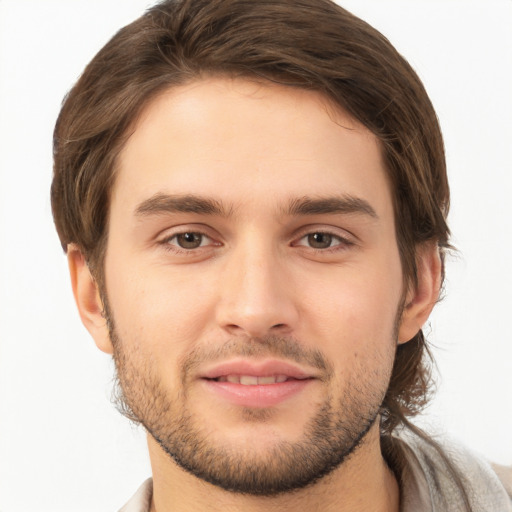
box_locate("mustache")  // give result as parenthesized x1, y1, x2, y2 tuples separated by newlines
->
(180, 335, 334, 381)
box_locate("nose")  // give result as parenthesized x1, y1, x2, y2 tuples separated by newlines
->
(215, 241, 299, 338)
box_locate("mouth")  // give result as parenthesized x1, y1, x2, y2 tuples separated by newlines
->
(207, 374, 307, 385)
(199, 360, 316, 407)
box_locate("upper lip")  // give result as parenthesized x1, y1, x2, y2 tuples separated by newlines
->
(199, 359, 315, 380)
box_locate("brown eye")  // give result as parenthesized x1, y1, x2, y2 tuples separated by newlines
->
(307, 233, 334, 249)
(175, 232, 204, 249)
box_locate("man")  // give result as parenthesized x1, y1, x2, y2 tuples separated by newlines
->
(50, 0, 511, 510)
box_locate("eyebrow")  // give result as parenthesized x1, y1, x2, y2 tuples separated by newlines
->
(135, 193, 232, 218)
(285, 195, 378, 219)
(134, 193, 378, 220)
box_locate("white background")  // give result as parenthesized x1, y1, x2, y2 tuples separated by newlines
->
(0, 1, 511, 510)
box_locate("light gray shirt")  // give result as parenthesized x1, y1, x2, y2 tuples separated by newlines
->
(119, 433, 512, 511)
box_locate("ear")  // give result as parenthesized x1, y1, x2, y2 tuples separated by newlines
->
(67, 244, 114, 354)
(398, 242, 442, 344)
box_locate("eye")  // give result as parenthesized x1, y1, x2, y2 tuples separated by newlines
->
(294, 231, 352, 250)
(305, 232, 338, 249)
(165, 232, 212, 250)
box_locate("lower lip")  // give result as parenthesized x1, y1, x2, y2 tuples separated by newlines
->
(201, 379, 313, 408)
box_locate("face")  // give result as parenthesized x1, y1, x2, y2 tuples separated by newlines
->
(99, 78, 407, 494)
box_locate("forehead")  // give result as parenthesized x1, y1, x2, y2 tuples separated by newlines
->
(113, 77, 392, 220)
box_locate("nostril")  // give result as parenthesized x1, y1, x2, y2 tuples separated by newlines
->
(220, 319, 293, 338)
(226, 324, 243, 332)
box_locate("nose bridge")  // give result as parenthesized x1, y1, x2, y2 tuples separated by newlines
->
(216, 231, 297, 337)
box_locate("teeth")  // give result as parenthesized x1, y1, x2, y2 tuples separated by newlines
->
(216, 375, 289, 385)
(240, 375, 258, 385)
(258, 376, 277, 385)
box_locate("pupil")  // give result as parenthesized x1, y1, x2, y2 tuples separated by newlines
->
(308, 233, 332, 249)
(178, 232, 202, 248)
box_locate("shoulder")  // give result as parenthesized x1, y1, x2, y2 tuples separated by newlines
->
(491, 463, 512, 500)
(397, 429, 512, 512)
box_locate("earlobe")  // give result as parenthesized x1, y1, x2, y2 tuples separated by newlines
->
(67, 244, 114, 354)
(398, 243, 442, 344)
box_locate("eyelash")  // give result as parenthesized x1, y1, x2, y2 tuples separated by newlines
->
(159, 231, 217, 255)
(293, 231, 354, 252)
(158, 228, 354, 256)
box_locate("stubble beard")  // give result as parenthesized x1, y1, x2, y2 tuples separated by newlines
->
(105, 300, 398, 496)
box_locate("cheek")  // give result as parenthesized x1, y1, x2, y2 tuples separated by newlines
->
(301, 258, 403, 356)
(308, 273, 400, 395)
(104, 257, 217, 351)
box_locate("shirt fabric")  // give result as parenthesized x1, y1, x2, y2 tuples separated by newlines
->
(118, 432, 512, 511)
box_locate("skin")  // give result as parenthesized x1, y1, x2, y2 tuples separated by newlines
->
(69, 77, 441, 512)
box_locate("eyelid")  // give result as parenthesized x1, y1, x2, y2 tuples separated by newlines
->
(154, 223, 356, 255)
(291, 225, 356, 244)
(293, 234, 352, 253)
(294, 233, 342, 246)
(165, 232, 213, 247)
(157, 224, 222, 252)
(157, 224, 217, 241)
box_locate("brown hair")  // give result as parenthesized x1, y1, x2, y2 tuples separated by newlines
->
(52, 0, 454, 489)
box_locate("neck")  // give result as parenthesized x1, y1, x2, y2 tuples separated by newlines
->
(148, 422, 400, 512)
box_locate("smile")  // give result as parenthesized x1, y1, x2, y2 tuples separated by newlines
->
(212, 374, 298, 385)
(199, 360, 316, 407)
